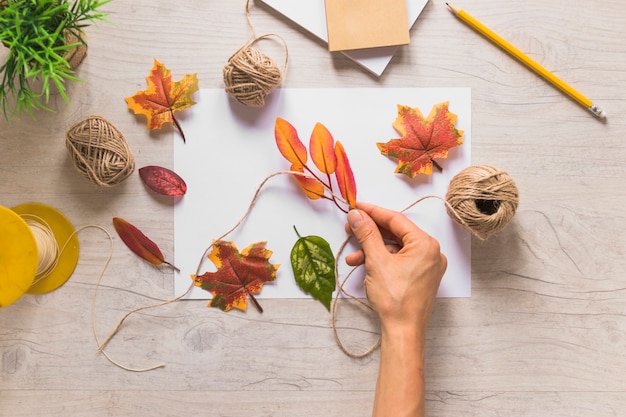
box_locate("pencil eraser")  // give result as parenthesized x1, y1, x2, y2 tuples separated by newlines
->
(589, 104, 607, 120)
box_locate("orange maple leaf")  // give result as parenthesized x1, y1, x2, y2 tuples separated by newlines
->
(377, 102, 464, 178)
(193, 240, 280, 313)
(125, 59, 199, 142)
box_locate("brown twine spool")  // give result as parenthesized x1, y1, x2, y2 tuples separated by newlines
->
(65, 115, 135, 187)
(223, 0, 288, 107)
(445, 165, 519, 240)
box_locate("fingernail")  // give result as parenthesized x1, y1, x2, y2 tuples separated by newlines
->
(347, 209, 364, 230)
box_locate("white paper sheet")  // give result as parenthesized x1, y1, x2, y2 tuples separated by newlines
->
(174, 88, 471, 301)
(257, 0, 429, 76)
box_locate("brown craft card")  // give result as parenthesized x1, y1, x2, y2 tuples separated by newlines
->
(324, 0, 410, 52)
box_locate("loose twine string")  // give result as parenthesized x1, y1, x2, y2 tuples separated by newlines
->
(223, 0, 288, 107)
(14, 215, 153, 371)
(98, 165, 518, 367)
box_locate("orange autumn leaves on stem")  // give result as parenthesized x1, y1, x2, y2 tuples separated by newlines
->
(275, 118, 357, 212)
(126, 59, 199, 142)
(377, 102, 464, 178)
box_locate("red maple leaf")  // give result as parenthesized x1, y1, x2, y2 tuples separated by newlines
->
(377, 102, 464, 178)
(194, 240, 280, 313)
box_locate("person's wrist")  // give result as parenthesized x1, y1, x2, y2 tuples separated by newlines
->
(380, 319, 426, 349)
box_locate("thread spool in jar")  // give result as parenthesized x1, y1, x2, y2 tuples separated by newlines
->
(445, 165, 519, 240)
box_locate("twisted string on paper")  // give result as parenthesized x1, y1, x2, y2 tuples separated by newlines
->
(223, 0, 288, 107)
(99, 165, 519, 366)
(65, 116, 135, 187)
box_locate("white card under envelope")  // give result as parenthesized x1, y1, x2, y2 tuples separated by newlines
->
(174, 88, 471, 301)
(257, 0, 429, 76)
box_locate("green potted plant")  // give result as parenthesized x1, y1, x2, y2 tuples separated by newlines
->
(0, 0, 111, 120)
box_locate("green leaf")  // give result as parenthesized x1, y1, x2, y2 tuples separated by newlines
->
(290, 227, 336, 310)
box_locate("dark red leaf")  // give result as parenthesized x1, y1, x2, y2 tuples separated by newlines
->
(112, 217, 179, 271)
(139, 165, 187, 196)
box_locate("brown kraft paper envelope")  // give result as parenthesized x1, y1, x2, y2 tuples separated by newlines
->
(325, 0, 410, 51)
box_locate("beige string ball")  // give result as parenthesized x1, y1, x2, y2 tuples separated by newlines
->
(223, 35, 286, 107)
(445, 165, 519, 240)
(65, 116, 135, 187)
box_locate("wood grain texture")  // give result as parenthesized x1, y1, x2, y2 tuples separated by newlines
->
(1, 0, 625, 416)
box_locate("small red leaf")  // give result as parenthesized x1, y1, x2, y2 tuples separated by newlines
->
(334, 141, 357, 209)
(112, 217, 179, 271)
(139, 165, 187, 196)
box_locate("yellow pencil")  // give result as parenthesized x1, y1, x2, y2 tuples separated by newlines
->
(446, 3, 607, 120)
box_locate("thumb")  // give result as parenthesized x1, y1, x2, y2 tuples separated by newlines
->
(347, 209, 386, 257)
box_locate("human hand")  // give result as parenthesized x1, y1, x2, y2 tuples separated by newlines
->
(345, 202, 447, 335)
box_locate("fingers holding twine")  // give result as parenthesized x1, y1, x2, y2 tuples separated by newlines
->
(331, 165, 519, 357)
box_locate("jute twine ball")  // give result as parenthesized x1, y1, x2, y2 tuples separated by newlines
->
(445, 165, 519, 240)
(65, 116, 135, 187)
(223, 37, 284, 107)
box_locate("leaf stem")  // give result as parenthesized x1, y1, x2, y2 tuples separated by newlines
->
(432, 159, 443, 172)
(248, 292, 264, 313)
(300, 164, 347, 213)
(171, 111, 186, 142)
(163, 261, 181, 273)
(302, 164, 327, 189)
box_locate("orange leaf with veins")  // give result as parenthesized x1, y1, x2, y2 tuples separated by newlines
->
(334, 141, 357, 209)
(125, 59, 198, 142)
(275, 117, 308, 169)
(309, 122, 337, 175)
(377, 102, 464, 178)
(193, 240, 280, 313)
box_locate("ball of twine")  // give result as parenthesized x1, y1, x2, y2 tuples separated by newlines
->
(223, 35, 286, 107)
(65, 115, 135, 187)
(445, 165, 519, 240)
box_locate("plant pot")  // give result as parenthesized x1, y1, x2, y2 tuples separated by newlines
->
(1, 1, 86, 69)
(63, 30, 88, 70)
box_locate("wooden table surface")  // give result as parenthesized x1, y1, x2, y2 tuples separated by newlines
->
(1, 1, 625, 416)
